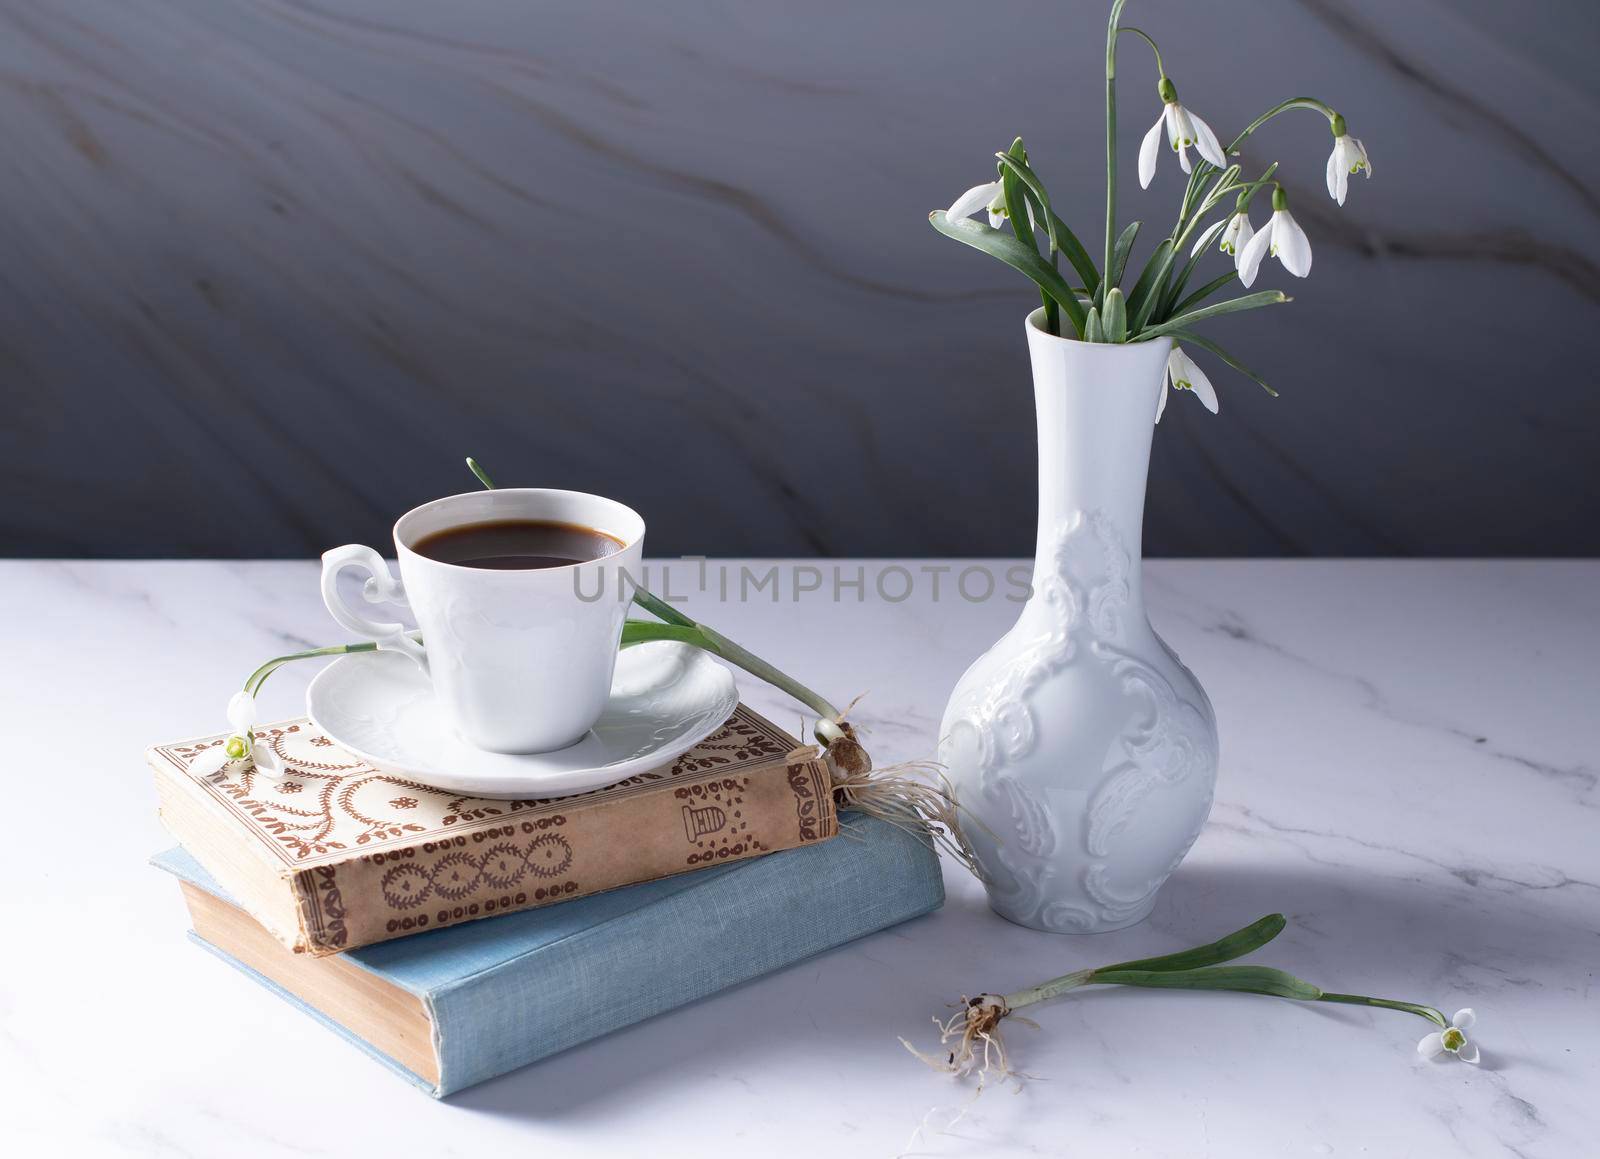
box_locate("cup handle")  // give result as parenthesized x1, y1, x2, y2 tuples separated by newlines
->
(320, 545, 429, 676)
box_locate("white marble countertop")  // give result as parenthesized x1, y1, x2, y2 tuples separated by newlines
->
(3, 559, 1595, 1157)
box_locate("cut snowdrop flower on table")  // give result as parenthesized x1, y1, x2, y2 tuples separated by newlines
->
(1157, 345, 1218, 421)
(1326, 114, 1372, 206)
(1419, 1009, 1481, 1064)
(188, 690, 281, 778)
(1238, 188, 1313, 287)
(907, 914, 1481, 1092)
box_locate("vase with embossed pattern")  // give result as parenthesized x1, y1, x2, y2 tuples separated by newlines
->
(938, 308, 1219, 933)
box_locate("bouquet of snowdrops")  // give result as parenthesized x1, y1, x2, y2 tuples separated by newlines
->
(930, 0, 1371, 418)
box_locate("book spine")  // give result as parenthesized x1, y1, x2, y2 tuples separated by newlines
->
(292, 757, 837, 955)
(428, 813, 944, 1096)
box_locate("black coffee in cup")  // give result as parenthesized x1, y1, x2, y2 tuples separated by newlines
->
(413, 519, 625, 570)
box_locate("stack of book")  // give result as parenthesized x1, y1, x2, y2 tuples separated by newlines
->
(148, 704, 944, 1096)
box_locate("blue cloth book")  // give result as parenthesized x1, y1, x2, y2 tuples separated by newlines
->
(153, 812, 943, 1096)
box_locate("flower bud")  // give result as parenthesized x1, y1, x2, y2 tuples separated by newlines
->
(1103, 287, 1128, 343)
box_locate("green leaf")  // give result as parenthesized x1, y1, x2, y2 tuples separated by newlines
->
(1108, 220, 1141, 291)
(1162, 328, 1280, 396)
(1135, 290, 1289, 342)
(1318, 993, 1448, 1028)
(1125, 238, 1174, 331)
(1097, 914, 1286, 974)
(1041, 295, 1060, 336)
(1041, 208, 1103, 299)
(1000, 141, 1040, 255)
(1084, 305, 1104, 343)
(995, 145, 1103, 296)
(997, 144, 1049, 253)
(1169, 270, 1242, 321)
(1158, 220, 1228, 320)
(930, 210, 1088, 338)
(1103, 287, 1127, 342)
(1093, 965, 1324, 1002)
(1001, 140, 1059, 337)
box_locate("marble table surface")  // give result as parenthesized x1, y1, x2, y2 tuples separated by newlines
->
(2, 559, 1594, 1158)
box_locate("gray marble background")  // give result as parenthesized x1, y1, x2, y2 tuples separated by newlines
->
(2, 0, 1596, 558)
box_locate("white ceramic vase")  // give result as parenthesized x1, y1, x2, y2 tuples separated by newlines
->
(938, 308, 1219, 934)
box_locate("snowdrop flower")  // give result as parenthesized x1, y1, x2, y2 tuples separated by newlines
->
(947, 180, 1008, 229)
(189, 690, 281, 778)
(1417, 1009, 1479, 1064)
(1187, 217, 1229, 259)
(1237, 188, 1312, 287)
(1139, 77, 1228, 188)
(1325, 114, 1372, 206)
(1156, 345, 1218, 423)
(1209, 210, 1255, 259)
(947, 178, 1041, 233)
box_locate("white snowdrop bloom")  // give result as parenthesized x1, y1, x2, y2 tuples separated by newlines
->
(1210, 211, 1255, 259)
(947, 180, 1008, 228)
(1237, 188, 1312, 287)
(1139, 78, 1228, 188)
(1417, 1009, 1479, 1065)
(188, 690, 282, 778)
(1157, 345, 1219, 423)
(1325, 115, 1372, 206)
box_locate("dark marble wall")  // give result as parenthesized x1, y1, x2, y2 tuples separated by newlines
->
(3, 0, 1597, 558)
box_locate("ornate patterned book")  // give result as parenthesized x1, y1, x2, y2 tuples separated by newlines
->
(148, 705, 837, 957)
(152, 812, 943, 1096)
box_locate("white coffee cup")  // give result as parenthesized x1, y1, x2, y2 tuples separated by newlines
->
(320, 489, 645, 754)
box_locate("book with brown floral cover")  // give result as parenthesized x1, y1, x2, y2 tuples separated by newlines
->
(148, 705, 837, 957)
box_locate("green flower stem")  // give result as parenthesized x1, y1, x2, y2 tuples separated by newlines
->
(1317, 992, 1448, 1028)
(625, 615, 842, 727)
(1177, 98, 1332, 229)
(1163, 168, 1242, 264)
(1006, 968, 1096, 1007)
(1234, 162, 1279, 212)
(1118, 25, 1163, 76)
(245, 640, 390, 697)
(631, 584, 696, 629)
(1226, 96, 1339, 155)
(1104, 0, 1131, 304)
(1174, 168, 1206, 238)
(1173, 162, 1276, 245)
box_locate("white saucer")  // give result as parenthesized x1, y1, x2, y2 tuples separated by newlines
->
(306, 642, 739, 799)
